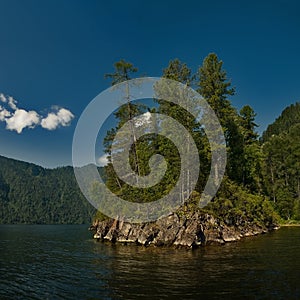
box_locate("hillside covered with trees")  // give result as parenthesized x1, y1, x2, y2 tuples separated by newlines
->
(0, 155, 95, 224)
(261, 103, 300, 220)
(262, 103, 300, 142)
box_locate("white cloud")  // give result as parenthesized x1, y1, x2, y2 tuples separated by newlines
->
(41, 108, 74, 130)
(0, 94, 7, 103)
(134, 112, 151, 127)
(0, 93, 75, 134)
(0, 105, 11, 121)
(5, 109, 40, 134)
(97, 154, 109, 166)
(57, 108, 74, 126)
(8, 96, 18, 110)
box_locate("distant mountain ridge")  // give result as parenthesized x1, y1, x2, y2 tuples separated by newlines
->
(262, 102, 300, 142)
(0, 155, 96, 224)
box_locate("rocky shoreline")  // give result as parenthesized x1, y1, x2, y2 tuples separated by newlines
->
(89, 211, 279, 248)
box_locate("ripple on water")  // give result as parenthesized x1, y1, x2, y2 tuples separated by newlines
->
(0, 225, 299, 299)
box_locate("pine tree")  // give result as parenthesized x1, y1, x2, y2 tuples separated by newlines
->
(197, 53, 243, 183)
(197, 53, 235, 127)
(239, 105, 259, 143)
(238, 105, 262, 191)
(155, 59, 206, 202)
(104, 60, 143, 192)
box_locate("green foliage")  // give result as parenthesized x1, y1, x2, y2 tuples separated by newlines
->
(98, 55, 281, 227)
(239, 105, 259, 143)
(197, 54, 240, 182)
(103, 59, 180, 202)
(104, 59, 138, 85)
(197, 53, 235, 126)
(158, 58, 207, 199)
(262, 102, 300, 142)
(206, 178, 280, 227)
(262, 122, 300, 220)
(196, 54, 262, 191)
(0, 156, 95, 224)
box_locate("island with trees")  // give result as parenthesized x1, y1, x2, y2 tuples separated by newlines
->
(90, 53, 300, 247)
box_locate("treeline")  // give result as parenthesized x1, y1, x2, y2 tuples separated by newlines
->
(262, 103, 300, 141)
(100, 54, 294, 226)
(0, 155, 95, 224)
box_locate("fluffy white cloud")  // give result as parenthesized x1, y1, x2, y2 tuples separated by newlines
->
(134, 112, 151, 127)
(0, 106, 11, 121)
(0, 93, 75, 133)
(0, 94, 7, 103)
(97, 154, 109, 166)
(5, 109, 40, 134)
(41, 108, 74, 130)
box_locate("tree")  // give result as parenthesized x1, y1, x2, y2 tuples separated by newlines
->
(0, 155, 95, 224)
(197, 53, 235, 127)
(262, 122, 300, 220)
(239, 105, 259, 143)
(95, 55, 283, 226)
(104, 60, 143, 189)
(105, 59, 138, 85)
(162, 58, 193, 84)
(238, 105, 262, 191)
(262, 102, 300, 142)
(197, 53, 242, 183)
(156, 59, 206, 202)
(103, 60, 172, 204)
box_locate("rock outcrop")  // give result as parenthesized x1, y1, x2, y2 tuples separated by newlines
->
(89, 212, 279, 248)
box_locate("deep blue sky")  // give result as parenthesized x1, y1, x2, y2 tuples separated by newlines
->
(0, 0, 299, 167)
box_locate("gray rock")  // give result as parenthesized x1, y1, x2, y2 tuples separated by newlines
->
(90, 211, 275, 248)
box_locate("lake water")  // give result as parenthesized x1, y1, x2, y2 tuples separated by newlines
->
(0, 225, 299, 299)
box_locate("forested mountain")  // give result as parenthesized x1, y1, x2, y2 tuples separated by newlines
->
(261, 103, 300, 220)
(262, 102, 300, 142)
(0, 155, 95, 224)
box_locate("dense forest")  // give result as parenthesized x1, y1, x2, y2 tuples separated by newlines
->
(261, 103, 300, 220)
(99, 54, 300, 224)
(0, 155, 95, 224)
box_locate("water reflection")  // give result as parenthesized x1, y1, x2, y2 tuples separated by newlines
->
(90, 229, 300, 299)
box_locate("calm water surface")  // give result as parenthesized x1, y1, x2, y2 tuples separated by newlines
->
(0, 225, 299, 299)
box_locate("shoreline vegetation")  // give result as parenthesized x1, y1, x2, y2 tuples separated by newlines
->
(280, 222, 300, 227)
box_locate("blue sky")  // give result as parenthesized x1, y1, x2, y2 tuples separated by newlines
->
(0, 0, 299, 168)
